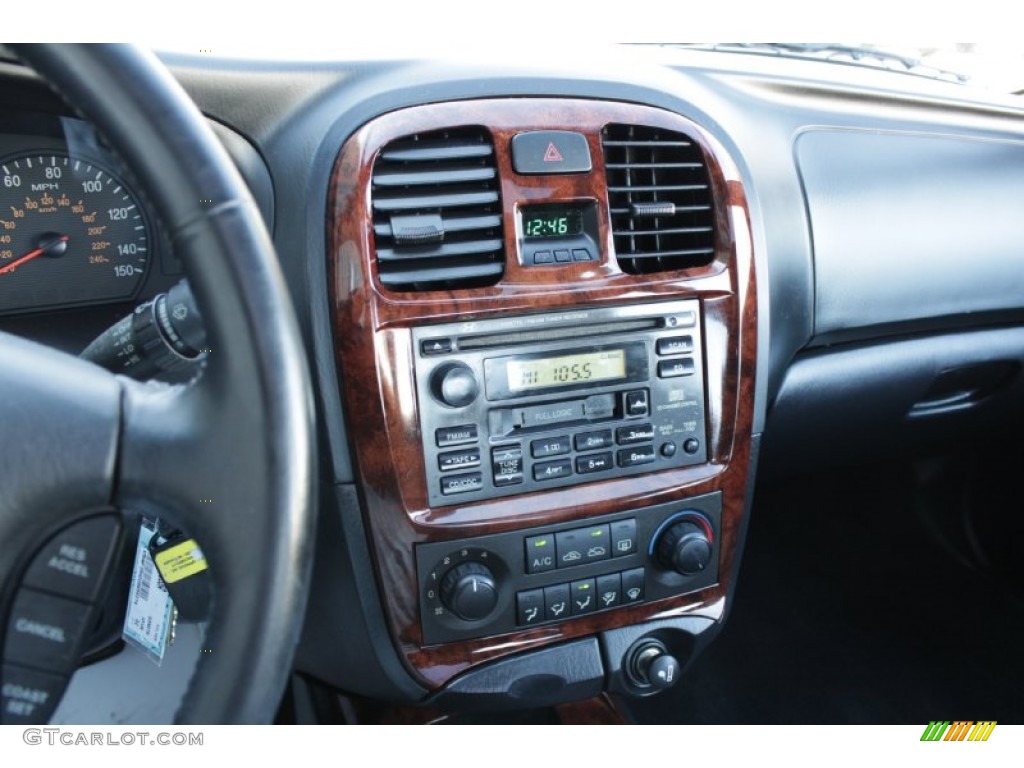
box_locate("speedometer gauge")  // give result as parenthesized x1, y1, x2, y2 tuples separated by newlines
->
(0, 152, 150, 314)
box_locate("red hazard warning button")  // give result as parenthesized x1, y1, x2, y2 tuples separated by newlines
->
(512, 131, 592, 175)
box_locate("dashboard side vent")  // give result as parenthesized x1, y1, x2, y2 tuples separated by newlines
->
(371, 127, 504, 291)
(601, 124, 716, 274)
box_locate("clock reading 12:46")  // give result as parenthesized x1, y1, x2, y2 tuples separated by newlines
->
(521, 205, 584, 239)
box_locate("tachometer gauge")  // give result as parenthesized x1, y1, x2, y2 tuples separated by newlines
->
(0, 152, 150, 314)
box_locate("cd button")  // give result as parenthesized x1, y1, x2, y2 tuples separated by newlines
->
(440, 472, 484, 495)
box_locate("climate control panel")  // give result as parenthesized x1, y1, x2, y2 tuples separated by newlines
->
(416, 492, 721, 645)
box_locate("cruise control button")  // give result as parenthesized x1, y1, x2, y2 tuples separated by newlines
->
(574, 429, 613, 451)
(435, 425, 478, 447)
(23, 516, 121, 603)
(576, 452, 613, 474)
(517, 589, 545, 626)
(596, 572, 622, 609)
(440, 472, 483, 495)
(4, 590, 92, 674)
(544, 583, 570, 621)
(617, 445, 656, 467)
(570, 579, 597, 615)
(531, 435, 571, 459)
(1, 664, 67, 725)
(657, 358, 695, 378)
(525, 534, 556, 574)
(616, 424, 654, 444)
(610, 518, 638, 557)
(533, 458, 572, 482)
(621, 568, 646, 603)
(438, 447, 481, 472)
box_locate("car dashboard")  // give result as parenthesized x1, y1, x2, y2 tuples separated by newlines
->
(2, 44, 1024, 722)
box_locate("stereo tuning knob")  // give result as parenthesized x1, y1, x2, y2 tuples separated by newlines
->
(655, 518, 713, 576)
(430, 362, 479, 408)
(439, 562, 499, 621)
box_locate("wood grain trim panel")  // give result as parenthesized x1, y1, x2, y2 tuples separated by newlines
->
(328, 98, 757, 689)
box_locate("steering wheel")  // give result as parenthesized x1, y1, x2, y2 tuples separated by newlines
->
(0, 45, 316, 723)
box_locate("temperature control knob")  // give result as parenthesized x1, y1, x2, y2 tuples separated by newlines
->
(430, 362, 479, 408)
(655, 519, 713, 576)
(439, 562, 498, 621)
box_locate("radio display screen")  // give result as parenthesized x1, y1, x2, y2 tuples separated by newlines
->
(520, 205, 584, 239)
(505, 349, 626, 392)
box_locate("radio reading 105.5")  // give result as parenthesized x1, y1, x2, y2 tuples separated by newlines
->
(506, 350, 626, 392)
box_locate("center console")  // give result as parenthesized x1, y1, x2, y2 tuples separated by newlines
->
(327, 98, 757, 695)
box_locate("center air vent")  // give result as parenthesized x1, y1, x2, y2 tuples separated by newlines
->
(602, 124, 716, 275)
(371, 127, 505, 291)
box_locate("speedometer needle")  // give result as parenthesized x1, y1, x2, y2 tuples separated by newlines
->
(0, 233, 70, 275)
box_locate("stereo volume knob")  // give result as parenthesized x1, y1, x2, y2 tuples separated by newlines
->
(439, 562, 499, 621)
(655, 520, 713, 576)
(430, 362, 479, 408)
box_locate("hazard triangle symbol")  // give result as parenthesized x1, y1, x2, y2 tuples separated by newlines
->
(543, 142, 563, 162)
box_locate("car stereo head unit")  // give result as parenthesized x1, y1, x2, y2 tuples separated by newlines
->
(413, 300, 708, 507)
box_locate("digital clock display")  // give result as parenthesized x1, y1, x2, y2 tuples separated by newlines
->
(521, 206, 584, 239)
(506, 350, 626, 392)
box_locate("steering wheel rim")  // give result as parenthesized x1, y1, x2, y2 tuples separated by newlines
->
(0, 44, 316, 724)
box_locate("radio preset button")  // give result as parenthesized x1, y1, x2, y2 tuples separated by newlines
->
(435, 425, 478, 447)
(657, 358, 695, 378)
(525, 535, 556, 574)
(616, 424, 654, 444)
(617, 445, 656, 467)
(574, 429, 613, 451)
(438, 448, 481, 472)
(421, 338, 452, 356)
(610, 519, 638, 557)
(531, 435, 571, 459)
(533, 458, 572, 482)
(440, 472, 484, 496)
(576, 452, 613, 474)
(656, 336, 694, 356)
(623, 389, 649, 417)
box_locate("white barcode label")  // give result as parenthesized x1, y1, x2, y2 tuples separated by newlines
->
(122, 519, 175, 665)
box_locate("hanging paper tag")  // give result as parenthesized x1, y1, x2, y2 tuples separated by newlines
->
(122, 519, 176, 665)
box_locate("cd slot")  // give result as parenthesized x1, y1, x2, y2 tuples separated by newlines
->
(458, 319, 658, 351)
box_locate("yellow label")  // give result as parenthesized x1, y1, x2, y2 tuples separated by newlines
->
(153, 539, 208, 584)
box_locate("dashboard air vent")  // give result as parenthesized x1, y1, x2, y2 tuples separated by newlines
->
(371, 127, 504, 291)
(601, 124, 716, 274)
